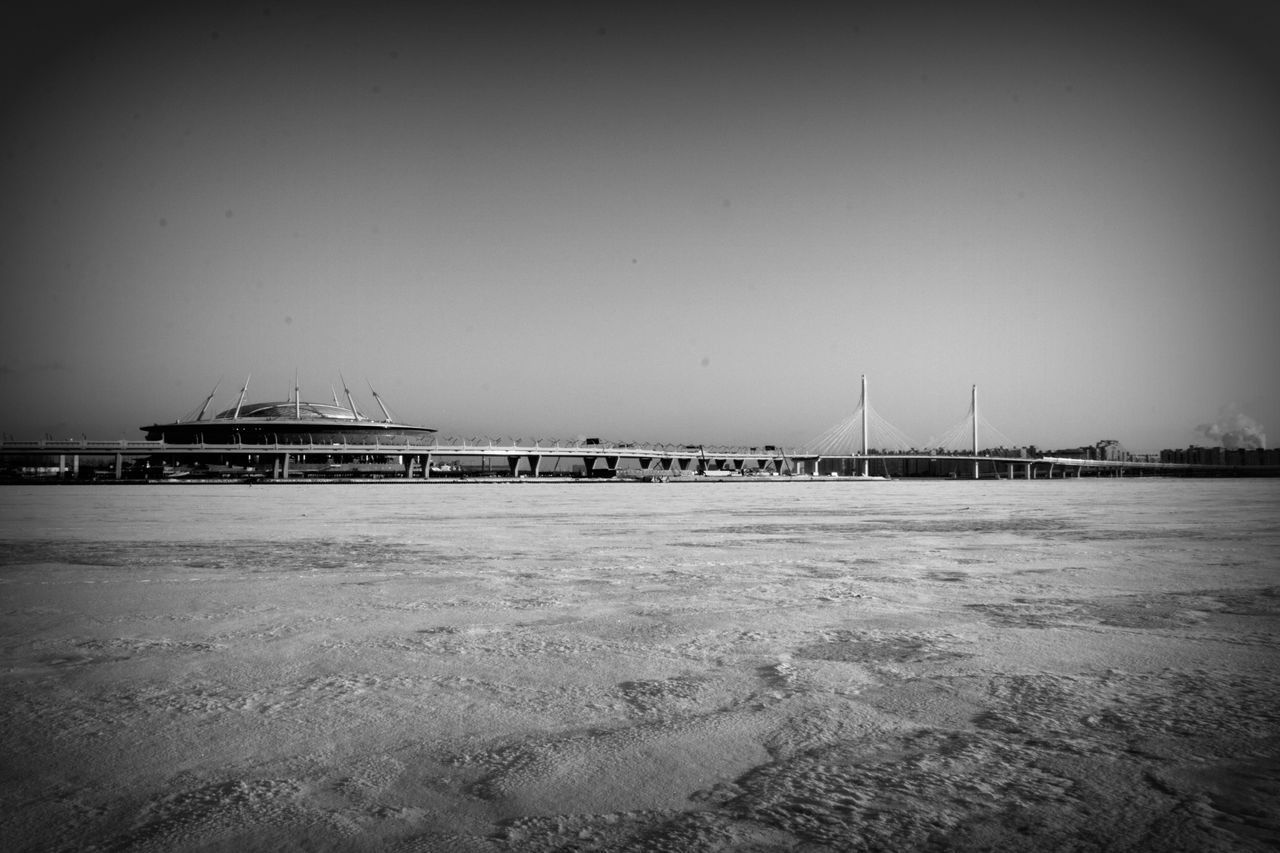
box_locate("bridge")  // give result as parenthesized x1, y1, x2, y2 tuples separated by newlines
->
(0, 437, 790, 481)
(0, 438, 1241, 481)
(0, 377, 1269, 480)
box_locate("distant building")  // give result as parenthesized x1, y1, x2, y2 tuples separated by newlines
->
(1094, 439, 1125, 462)
(1159, 445, 1280, 467)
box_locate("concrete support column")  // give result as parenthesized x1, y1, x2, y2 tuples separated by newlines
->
(1025, 463, 1032, 480)
(72, 455, 80, 479)
(281, 453, 290, 479)
(115, 452, 124, 480)
(582, 456, 596, 477)
(507, 456, 521, 477)
(527, 455, 541, 478)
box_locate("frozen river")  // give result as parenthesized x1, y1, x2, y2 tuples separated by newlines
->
(2, 479, 1278, 851)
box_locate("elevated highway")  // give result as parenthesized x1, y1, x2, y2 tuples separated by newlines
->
(0, 438, 784, 480)
(0, 440, 1265, 480)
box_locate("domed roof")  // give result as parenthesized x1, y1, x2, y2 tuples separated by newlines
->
(212, 401, 359, 421)
(142, 377, 435, 442)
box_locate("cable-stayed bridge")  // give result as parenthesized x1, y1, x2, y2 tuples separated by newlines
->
(802, 376, 1018, 456)
(0, 377, 1262, 480)
(794, 375, 1030, 479)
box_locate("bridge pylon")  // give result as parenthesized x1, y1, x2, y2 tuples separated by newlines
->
(972, 384, 979, 480)
(859, 374, 869, 476)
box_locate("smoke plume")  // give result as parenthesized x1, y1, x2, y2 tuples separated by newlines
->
(1195, 405, 1268, 450)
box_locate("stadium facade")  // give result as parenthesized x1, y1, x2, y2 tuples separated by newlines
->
(141, 377, 436, 446)
(127, 377, 439, 478)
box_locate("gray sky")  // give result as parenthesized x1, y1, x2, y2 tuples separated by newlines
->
(3, 1, 1277, 451)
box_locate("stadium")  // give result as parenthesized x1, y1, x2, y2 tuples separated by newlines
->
(141, 376, 435, 446)
(134, 376, 437, 478)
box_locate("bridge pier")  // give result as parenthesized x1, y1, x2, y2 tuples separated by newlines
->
(580, 455, 619, 478)
(56, 454, 79, 479)
(506, 454, 543, 477)
(409, 454, 432, 478)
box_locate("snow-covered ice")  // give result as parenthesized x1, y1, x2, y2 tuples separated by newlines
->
(1, 479, 1278, 851)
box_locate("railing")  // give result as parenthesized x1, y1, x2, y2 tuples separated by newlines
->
(0, 439, 785, 457)
(0, 440, 164, 450)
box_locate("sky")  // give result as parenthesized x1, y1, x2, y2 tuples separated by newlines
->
(2, 1, 1277, 452)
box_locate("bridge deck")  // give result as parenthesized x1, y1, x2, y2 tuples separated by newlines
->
(2, 440, 1268, 480)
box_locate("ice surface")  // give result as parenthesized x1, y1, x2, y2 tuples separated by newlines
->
(1, 479, 1278, 851)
